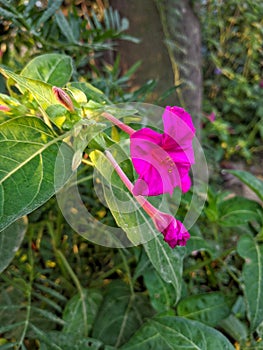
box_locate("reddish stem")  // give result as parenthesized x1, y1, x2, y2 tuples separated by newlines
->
(102, 112, 136, 136)
(105, 150, 158, 218)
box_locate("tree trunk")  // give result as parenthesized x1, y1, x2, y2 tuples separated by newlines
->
(110, 0, 202, 125)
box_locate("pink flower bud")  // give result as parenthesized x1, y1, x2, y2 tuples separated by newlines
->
(0, 105, 10, 112)
(151, 211, 190, 248)
(52, 86, 74, 112)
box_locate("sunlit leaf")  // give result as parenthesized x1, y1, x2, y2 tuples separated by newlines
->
(20, 54, 73, 87)
(0, 116, 74, 231)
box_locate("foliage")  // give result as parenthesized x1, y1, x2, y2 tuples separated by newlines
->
(0, 2, 263, 350)
(0, 47, 262, 350)
(201, 0, 263, 160)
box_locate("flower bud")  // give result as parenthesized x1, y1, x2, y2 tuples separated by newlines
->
(0, 105, 10, 112)
(151, 211, 190, 248)
(52, 86, 74, 112)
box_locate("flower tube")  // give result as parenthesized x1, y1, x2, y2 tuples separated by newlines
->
(105, 150, 190, 248)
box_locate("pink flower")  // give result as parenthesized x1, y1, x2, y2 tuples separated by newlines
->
(130, 106, 195, 196)
(151, 211, 190, 247)
(206, 112, 216, 123)
(105, 150, 191, 248)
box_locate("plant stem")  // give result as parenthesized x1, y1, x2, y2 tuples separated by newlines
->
(102, 112, 136, 136)
(118, 249, 134, 296)
(183, 247, 235, 276)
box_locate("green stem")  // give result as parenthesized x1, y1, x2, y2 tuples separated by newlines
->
(95, 257, 136, 282)
(183, 247, 235, 276)
(56, 250, 88, 336)
(119, 249, 134, 296)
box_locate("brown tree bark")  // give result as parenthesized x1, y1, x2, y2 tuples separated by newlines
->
(110, 0, 202, 125)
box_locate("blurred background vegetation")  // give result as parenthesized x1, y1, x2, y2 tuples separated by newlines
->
(1, 1, 263, 349)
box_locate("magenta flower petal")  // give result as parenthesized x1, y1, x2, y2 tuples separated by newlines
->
(163, 106, 195, 140)
(130, 106, 195, 196)
(151, 211, 190, 248)
(131, 134, 182, 196)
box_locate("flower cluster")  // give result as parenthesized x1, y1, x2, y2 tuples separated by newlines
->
(103, 106, 195, 249)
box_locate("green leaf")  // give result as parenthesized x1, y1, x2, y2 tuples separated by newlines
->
(89, 149, 160, 247)
(0, 68, 77, 128)
(0, 7, 19, 20)
(219, 314, 248, 343)
(68, 82, 109, 104)
(62, 289, 103, 337)
(177, 292, 231, 327)
(0, 116, 74, 231)
(91, 280, 154, 347)
(225, 170, 263, 202)
(0, 68, 58, 109)
(218, 196, 262, 227)
(119, 316, 235, 350)
(143, 235, 186, 304)
(39, 332, 103, 350)
(0, 217, 28, 273)
(143, 265, 177, 312)
(20, 54, 73, 87)
(185, 226, 217, 258)
(34, 0, 63, 30)
(55, 11, 77, 44)
(237, 234, 263, 331)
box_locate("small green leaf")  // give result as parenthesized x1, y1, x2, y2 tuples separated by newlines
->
(38, 331, 103, 350)
(143, 235, 186, 304)
(68, 82, 109, 104)
(0, 217, 28, 273)
(92, 281, 153, 347)
(55, 11, 77, 43)
(143, 265, 177, 312)
(119, 316, 235, 350)
(20, 54, 73, 87)
(220, 314, 248, 343)
(62, 289, 103, 337)
(218, 196, 262, 227)
(237, 234, 263, 331)
(34, 0, 63, 30)
(0, 116, 74, 231)
(225, 170, 263, 202)
(40, 331, 103, 350)
(177, 292, 231, 327)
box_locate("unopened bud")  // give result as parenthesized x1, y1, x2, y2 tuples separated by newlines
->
(0, 105, 10, 112)
(52, 86, 74, 112)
